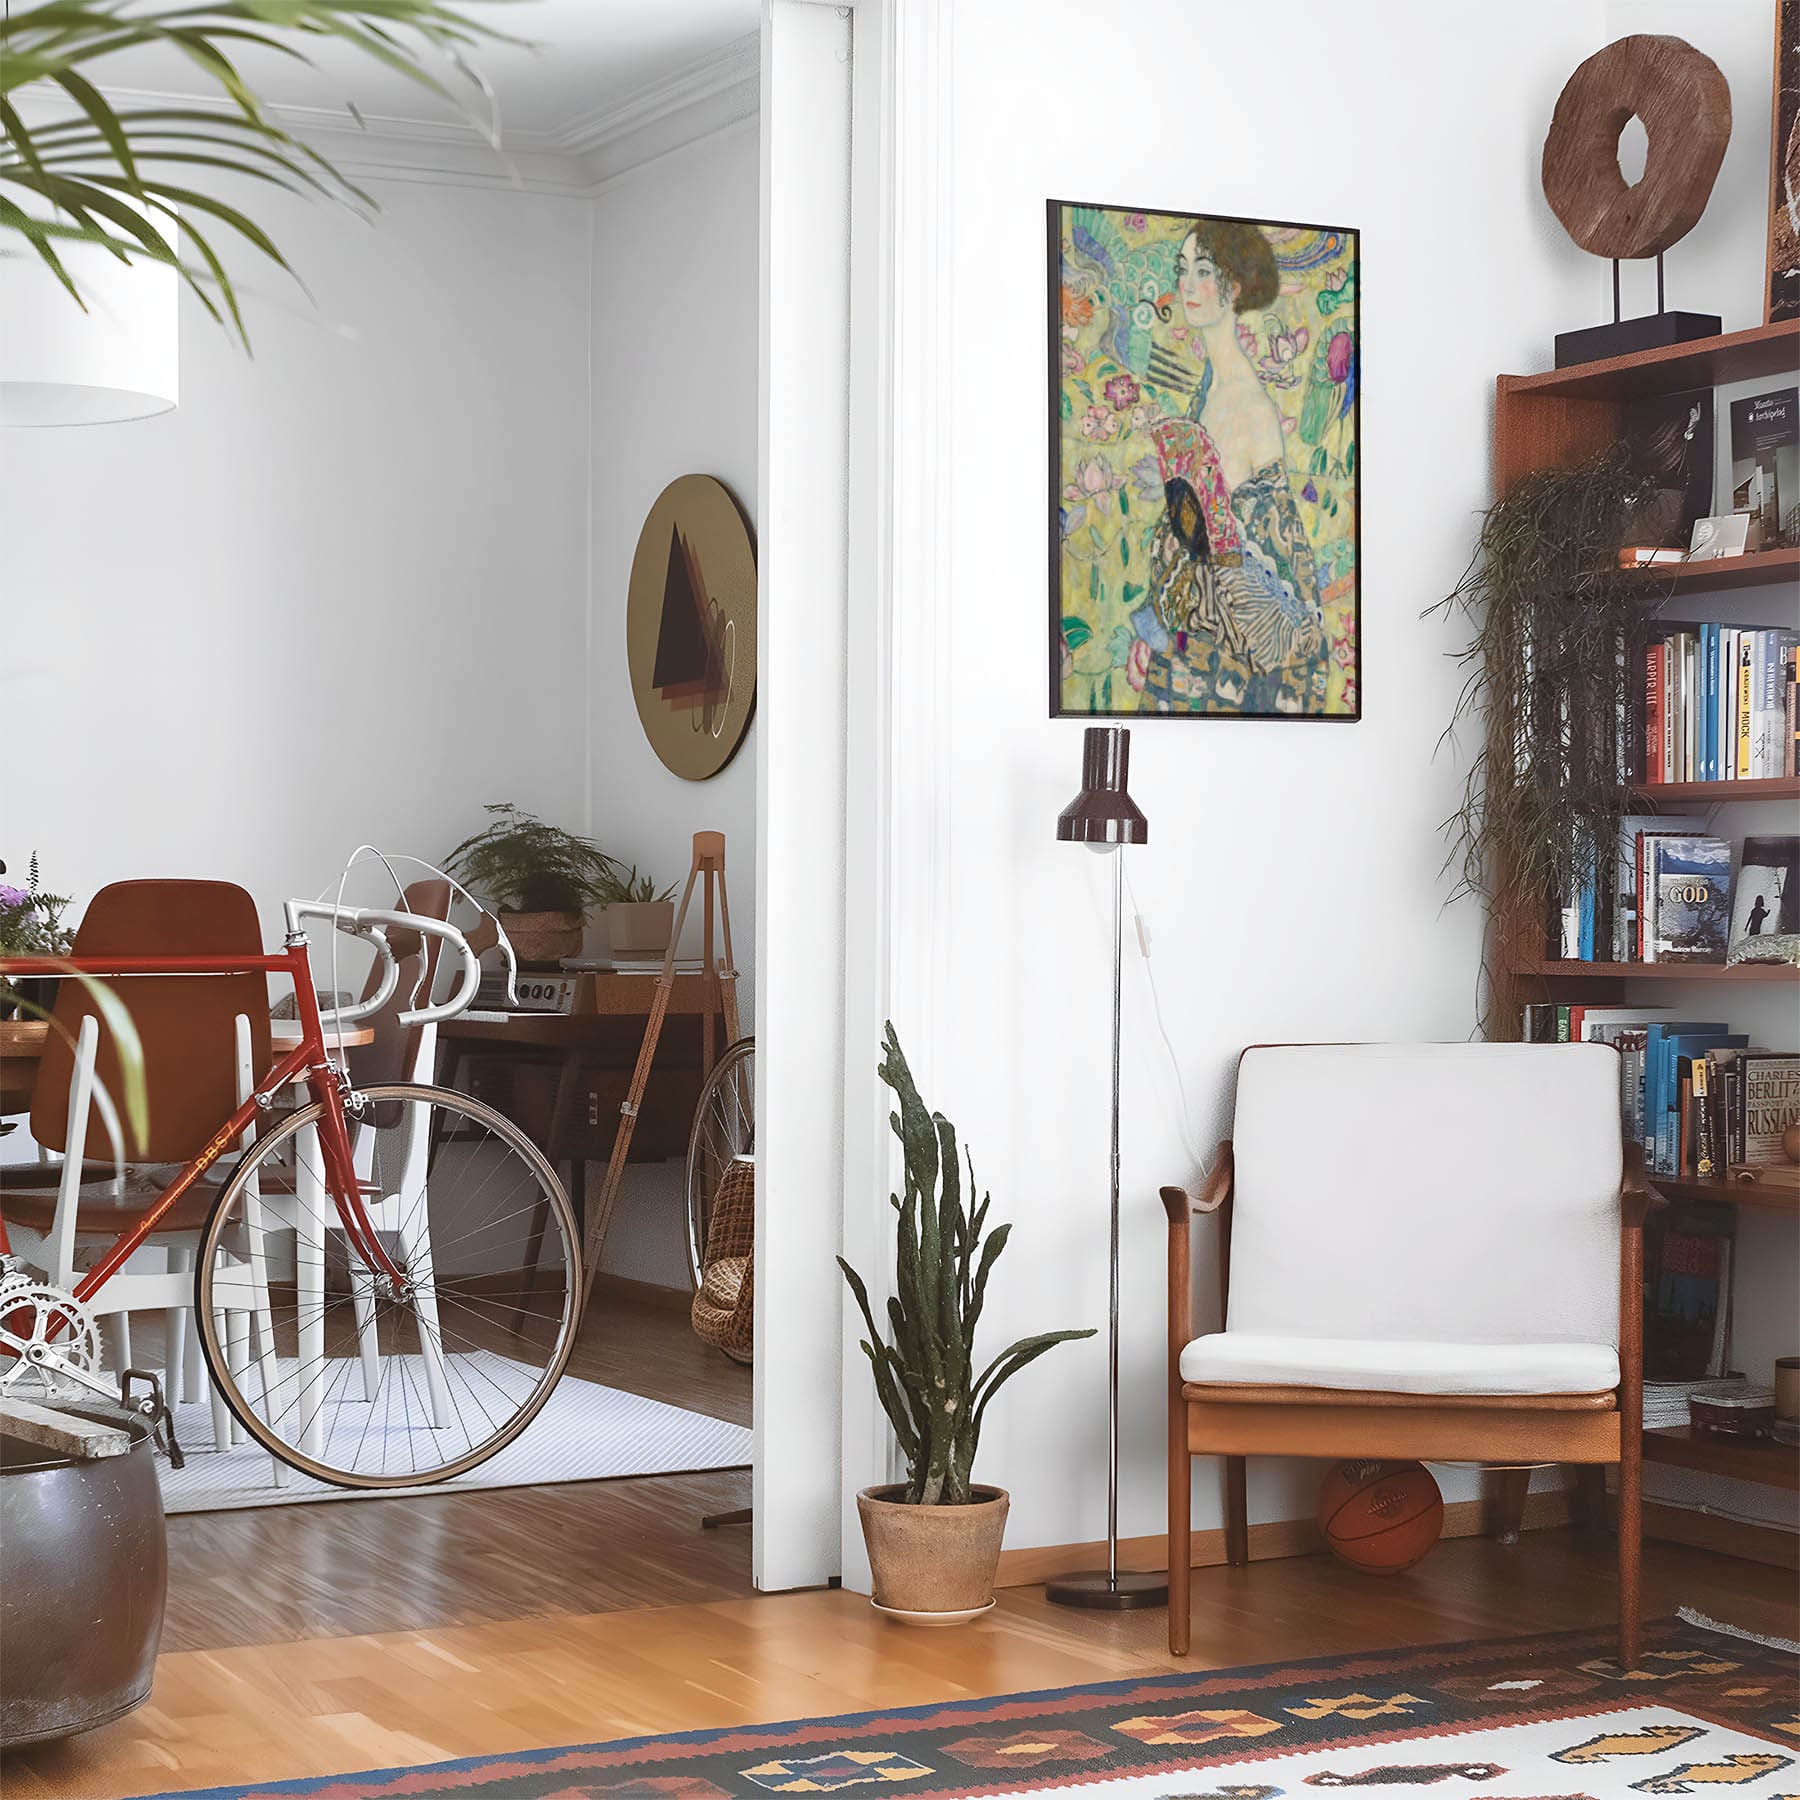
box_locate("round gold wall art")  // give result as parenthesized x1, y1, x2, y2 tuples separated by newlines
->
(625, 474, 757, 781)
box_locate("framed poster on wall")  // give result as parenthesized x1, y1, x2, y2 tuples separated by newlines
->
(1048, 201, 1360, 721)
(1769, 0, 1800, 322)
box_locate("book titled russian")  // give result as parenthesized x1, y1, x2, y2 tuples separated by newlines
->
(1739, 1053, 1800, 1167)
(1647, 836, 1732, 962)
(1729, 387, 1798, 546)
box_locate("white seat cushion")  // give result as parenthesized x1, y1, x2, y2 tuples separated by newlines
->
(1180, 1332, 1619, 1397)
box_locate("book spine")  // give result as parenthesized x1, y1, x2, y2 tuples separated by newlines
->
(1678, 1069, 1693, 1178)
(1788, 646, 1799, 779)
(1666, 640, 1679, 783)
(1737, 634, 1754, 778)
(1555, 1005, 1571, 1044)
(1720, 627, 1737, 779)
(1701, 623, 1717, 783)
(1695, 1057, 1715, 1178)
(1644, 639, 1663, 784)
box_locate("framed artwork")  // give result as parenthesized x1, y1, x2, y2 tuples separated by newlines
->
(1048, 201, 1360, 721)
(626, 474, 757, 780)
(1769, 0, 1800, 323)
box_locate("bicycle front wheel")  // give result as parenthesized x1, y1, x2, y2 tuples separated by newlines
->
(195, 1082, 581, 1488)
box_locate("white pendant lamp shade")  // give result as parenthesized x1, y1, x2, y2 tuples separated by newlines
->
(0, 213, 179, 427)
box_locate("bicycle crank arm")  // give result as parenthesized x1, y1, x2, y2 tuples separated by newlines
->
(0, 1326, 119, 1404)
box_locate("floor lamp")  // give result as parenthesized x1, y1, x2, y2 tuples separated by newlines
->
(1046, 725, 1166, 1610)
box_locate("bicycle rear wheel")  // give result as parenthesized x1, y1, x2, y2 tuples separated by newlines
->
(685, 1037, 755, 1290)
(195, 1082, 580, 1488)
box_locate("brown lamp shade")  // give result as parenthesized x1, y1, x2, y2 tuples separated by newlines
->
(1056, 725, 1148, 847)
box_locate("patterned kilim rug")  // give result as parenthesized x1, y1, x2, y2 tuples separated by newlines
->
(134, 1612, 1797, 1800)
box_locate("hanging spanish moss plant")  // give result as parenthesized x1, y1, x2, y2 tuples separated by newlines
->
(1428, 446, 1666, 1034)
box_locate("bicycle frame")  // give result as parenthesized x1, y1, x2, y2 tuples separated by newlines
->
(0, 937, 406, 1300)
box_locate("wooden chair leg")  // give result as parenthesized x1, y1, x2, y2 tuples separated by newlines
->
(1224, 1455, 1248, 1567)
(1571, 1464, 1608, 1541)
(1168, 1445, 1191, 1655)
(1487, 1465, 1532, 1544)
(1617, 1446, 1642, 1670)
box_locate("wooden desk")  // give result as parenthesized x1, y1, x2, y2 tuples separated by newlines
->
(437, 972, 734, 1256)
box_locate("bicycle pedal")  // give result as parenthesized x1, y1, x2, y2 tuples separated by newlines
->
(121, 1367, 185, 1470)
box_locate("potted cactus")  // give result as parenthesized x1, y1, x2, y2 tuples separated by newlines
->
(838, 1025, 1094, 1623)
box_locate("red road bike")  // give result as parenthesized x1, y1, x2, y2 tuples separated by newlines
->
(0, 900, 581, 1488)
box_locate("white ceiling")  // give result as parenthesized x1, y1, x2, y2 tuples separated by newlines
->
(93, 0, 761, 147)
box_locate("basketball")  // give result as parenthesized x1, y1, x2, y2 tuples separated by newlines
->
(1315, 1460, 1443, 1574)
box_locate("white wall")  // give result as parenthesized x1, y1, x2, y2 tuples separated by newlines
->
(2, 178, 592, 925)
(585, 119, 763, 1286)
(865, 0, 1628, 1557)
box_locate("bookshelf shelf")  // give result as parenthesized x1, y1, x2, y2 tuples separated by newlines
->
(1648, 1174, 1800, 1215)
(1500, 319, 1800, 403)
(1512, 959, 1800, 983)
(1629, 776, 1800, 803)
(1642, 1425, 1800, 1491)
(1627, 546, 1800, 595)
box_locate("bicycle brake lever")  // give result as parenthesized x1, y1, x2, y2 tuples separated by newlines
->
(121, 1367, 184, 1470)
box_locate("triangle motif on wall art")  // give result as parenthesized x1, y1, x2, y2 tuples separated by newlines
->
(652, 523, 726, 712)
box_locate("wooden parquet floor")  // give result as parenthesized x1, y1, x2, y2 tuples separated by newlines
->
(7, 1534, 1796, 1800)
(5, 1300, 1797, 1799)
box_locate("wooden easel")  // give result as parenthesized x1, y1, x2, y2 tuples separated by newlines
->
(580, 831, 740, 1312)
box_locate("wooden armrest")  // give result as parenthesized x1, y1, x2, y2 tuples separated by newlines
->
(1621, 1140, 1662, 1229)
(1161, 1142, 1233, 1222)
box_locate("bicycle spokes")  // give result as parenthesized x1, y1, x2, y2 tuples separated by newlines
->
(196, 1084, 580, 1488)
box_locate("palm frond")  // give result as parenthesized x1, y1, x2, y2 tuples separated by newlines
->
(0, 0, 522, 347)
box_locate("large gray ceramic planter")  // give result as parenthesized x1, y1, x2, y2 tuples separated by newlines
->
(0, 1405, 167, 1747)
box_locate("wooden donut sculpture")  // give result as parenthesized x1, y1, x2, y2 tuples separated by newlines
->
(1542, 35, 1731, 260)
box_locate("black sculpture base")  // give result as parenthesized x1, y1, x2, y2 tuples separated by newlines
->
(1554, 311, 1722, 369)
(1044, 1568, 1169, 1610)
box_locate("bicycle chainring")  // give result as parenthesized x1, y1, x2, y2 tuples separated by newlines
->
(0, 1279, 104, 1398)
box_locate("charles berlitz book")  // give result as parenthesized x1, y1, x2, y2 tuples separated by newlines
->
(1647, 836, 1732, 962)
(1730, 386, 1799, 546)
(1739, 1053, 1800, 1167)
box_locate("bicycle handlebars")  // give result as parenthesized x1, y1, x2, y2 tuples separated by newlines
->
(282, 899, 516, 1028)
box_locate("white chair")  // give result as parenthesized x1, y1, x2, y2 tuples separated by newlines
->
(2, 878, 285, 1478)
(1162, 1042, 1646, 1667)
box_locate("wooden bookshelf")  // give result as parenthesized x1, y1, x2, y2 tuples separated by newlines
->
(1626, 545, 1800, 595)
(1643, 1426, 1800, 1491)
(1490, 326, 1800, 1559)
(1501, 318, 1800, 403)
(1628, 775, 1800, 803)
(1512, 959, 1800, 983)
(1648, 1174, 1800, 1215)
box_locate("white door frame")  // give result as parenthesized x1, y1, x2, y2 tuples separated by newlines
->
(755, 0, 954, 1592)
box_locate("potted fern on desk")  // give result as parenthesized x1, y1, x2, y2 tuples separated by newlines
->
(838, 1025, 1094, 1623)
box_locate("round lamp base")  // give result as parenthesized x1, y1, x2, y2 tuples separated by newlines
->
(1043, 1568, 1169, 1610)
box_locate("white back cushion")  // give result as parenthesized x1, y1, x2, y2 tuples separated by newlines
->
(1227, 1044, 1622, 1348)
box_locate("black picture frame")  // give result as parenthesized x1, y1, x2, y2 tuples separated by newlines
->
(1047, 198, 1362, 722)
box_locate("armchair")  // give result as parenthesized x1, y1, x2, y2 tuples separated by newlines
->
(1163, 1043, 1648, 1667)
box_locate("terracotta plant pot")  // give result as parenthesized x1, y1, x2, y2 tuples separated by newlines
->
(856, 1484, 1008, 1623)
(499, 909, 585, 969)
(605, 900, 675, 959)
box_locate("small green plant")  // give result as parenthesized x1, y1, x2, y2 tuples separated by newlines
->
(838, 1024, 1094, 1506)
(594, 862, 677, 906)
(445, 805, 618, 914)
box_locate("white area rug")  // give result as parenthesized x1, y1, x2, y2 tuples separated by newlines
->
(155, 1366, 751, 1513)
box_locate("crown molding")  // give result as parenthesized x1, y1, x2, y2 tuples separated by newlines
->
(13, 32, 761, 196)
(553, 31, 759, 157)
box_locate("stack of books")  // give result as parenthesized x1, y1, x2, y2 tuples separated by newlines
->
(1640, 624, 1799, 784)
(1521, 1005, 1800, 1182)
(1548, 829, 1797, 967)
